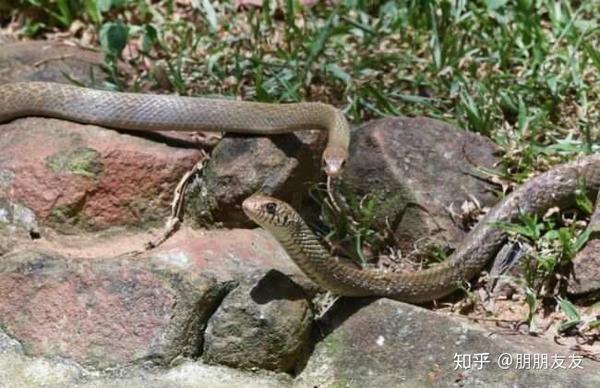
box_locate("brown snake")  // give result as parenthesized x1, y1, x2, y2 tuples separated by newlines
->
(2, 82, 598, 302)
(0, 81, 350, 176)
(243, 155, 600, 302)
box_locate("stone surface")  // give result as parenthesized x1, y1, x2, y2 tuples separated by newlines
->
(568, 239, 600, 296)
(203, 270, 313, 372)
(0, 227, 315, 370)
(186, 132, 325, 227)
(344, 117, 501, 252)
(295, 298, 600, 387)
(567, 196, 600, 296)
(0, 118, 204, 231)
(0, 41, 106, 86)
(0, 250, 230, 367)
(0, 328, 291, 387)
(150, 227, 315, 292)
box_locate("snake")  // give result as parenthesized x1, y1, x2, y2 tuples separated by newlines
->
(243, 155, 600, 303)
(0, 81, 350, 177)
(3, 82, 597, 302)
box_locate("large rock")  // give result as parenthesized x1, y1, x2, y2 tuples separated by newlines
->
(295, 298, 599, 387)
(344, 117, 501, 251)
(0, 117, 204, 232)
(568, 240, 600, 296)
(0, 250, 230, 367)
(203, 270, 314, 372)
(0, 227, 314, 369)
(0, 328, 292, 387)
(186, 132, 325, 227)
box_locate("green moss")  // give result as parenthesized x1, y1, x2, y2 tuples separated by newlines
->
(49, 195, 90, 230)
(126, 198, 166, 229)
(46, 147, 103, 178)
(185, 166, 219, 227)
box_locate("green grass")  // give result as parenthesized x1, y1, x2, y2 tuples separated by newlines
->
(2, 0, 599, 307)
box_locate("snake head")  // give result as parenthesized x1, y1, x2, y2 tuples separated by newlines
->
(322, 146, 348, 178)
(242, 194, 300, 231)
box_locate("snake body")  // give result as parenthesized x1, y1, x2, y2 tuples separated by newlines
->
(0, 81, 350, 176)
(3, 82, 597, 302)
(243, 155, 600, 302)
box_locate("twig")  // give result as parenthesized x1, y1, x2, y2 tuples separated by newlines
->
(144, 150, 210, 250)
(326, 175, 342, 214)
(33, 54, 76, 67)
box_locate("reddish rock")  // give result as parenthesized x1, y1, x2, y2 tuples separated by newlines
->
(0, 227, 314, 368)
(0, 249, 228, 367)
(0, 251, 178, 366)
(296, 298, 599, 386)
(0, 118, 204, 231)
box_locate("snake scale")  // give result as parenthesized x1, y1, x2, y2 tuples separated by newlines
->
(243, 156, 600, 302)
(1, 81, 598, 302)
(0, 82, 350, 176)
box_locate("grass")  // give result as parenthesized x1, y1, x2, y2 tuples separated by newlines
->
(1, 0, 599, 328)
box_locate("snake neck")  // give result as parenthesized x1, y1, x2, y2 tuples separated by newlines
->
(271, 219, 365, 296)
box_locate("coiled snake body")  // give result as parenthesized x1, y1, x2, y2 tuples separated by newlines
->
(0, 82, 350, 176)
(244, 156, 600, 302)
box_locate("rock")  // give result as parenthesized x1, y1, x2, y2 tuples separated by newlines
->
(0, 250, 230, 368)
(0, 227, 315, 370)
(568, 241, 600, 296)
(0, 193, 39, 255)
(150, 227, 315, 293)
(0, 41, 106, 86)
(295, 298, 599, 387)
(0, 117, 204, 232)
(154, 228, 317, 373)
(343, 117, 501, 252)
(203, 270, 313, 372)
(567, 196, 600, 296)
(186, 132, 325, 226)
(0, 328, 292, 387)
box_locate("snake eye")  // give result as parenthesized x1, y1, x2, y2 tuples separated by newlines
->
(265, 202, 277, 215)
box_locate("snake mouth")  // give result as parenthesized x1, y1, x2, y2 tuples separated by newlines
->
(242, 194, 278, 225)
(242, 196, 260, 221)
(322, 146, 348, 177)
(242, 194, 296, 229)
